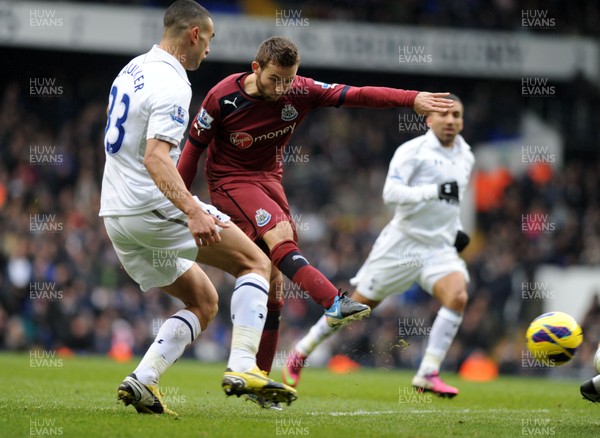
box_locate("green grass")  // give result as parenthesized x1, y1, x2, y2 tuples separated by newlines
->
(1, 352, 598, 437)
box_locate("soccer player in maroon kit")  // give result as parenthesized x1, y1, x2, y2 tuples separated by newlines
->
(178, 36, 455, 405)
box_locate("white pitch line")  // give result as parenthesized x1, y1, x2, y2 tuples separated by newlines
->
(308, 408, 550, 416)
(308, 410, 398, 416)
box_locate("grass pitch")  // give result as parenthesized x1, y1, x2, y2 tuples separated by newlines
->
(1, 352, 599, 437)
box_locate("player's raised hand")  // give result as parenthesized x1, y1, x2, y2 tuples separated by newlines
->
(188, 209, 230, 247)
(413, 92, 454, 115)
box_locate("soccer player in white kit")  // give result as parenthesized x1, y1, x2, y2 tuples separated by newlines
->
(283, 94, 474, 397)
(99, 0, 296, 415)
(581, 345, 600, 402)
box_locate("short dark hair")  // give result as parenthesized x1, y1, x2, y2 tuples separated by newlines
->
(255, 36, 300, 68)
(447, 94, 464, 112)
(163, 0, 210, 33)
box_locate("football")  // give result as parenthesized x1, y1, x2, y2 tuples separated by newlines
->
(525, 311, 583, 366)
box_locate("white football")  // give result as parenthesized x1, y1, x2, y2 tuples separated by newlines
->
(595, 347, 600, 374)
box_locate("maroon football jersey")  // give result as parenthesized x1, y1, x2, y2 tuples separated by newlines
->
(187, 73, 352, 188)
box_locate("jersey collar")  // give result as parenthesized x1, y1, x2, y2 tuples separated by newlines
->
(236, 72, 266, 101)
(426, 129, 464, 153)
(147, 45, 191, 86)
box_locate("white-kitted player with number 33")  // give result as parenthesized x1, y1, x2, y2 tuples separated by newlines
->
(99, 0, 296, 416)
(284, 94, 474, 398)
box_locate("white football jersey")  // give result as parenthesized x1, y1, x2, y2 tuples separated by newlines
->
(100, 45, 191, 216)
(383, 129, 474, 246)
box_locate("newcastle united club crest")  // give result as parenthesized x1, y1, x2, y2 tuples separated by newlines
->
(281, 104, 298, 121)
(255, 208, 272, 227)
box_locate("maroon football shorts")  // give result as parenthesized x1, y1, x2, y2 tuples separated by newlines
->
(210, 180, 298, 243)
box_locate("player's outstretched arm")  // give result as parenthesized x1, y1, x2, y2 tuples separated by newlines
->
(333, 86, 453, 113)
(145, 138, 228, 246)
(412, 92, 454, 115)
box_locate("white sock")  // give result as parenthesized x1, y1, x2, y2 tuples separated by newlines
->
(134, 309, 200, 385)
(227, 273, 269, 372)
(295, 315, 338, 357)
(417, 306, 463, 377)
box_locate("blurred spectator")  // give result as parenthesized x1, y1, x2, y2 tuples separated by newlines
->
(28, 0, 600, 37)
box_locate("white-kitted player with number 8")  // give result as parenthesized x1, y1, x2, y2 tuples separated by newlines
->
(99, 0, 296, 416)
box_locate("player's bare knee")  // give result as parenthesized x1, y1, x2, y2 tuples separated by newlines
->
(206, 299, 218, 324)
(232, 253, 271, 280)
(448, 289, 468, 313)
(207, 289, 219, 319)
(264, 221, 294, 245)
(256, 251, 272, 278)
(194, 298, 218, 330)
(187, 288, 218, 328)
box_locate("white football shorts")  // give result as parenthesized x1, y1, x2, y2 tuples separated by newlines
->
(103, 196, 230, 292)
(350, 223, 469, 301)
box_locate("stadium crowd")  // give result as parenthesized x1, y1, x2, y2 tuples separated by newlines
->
(63, 0, 600, 37)
(1, 17, 599, 380)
